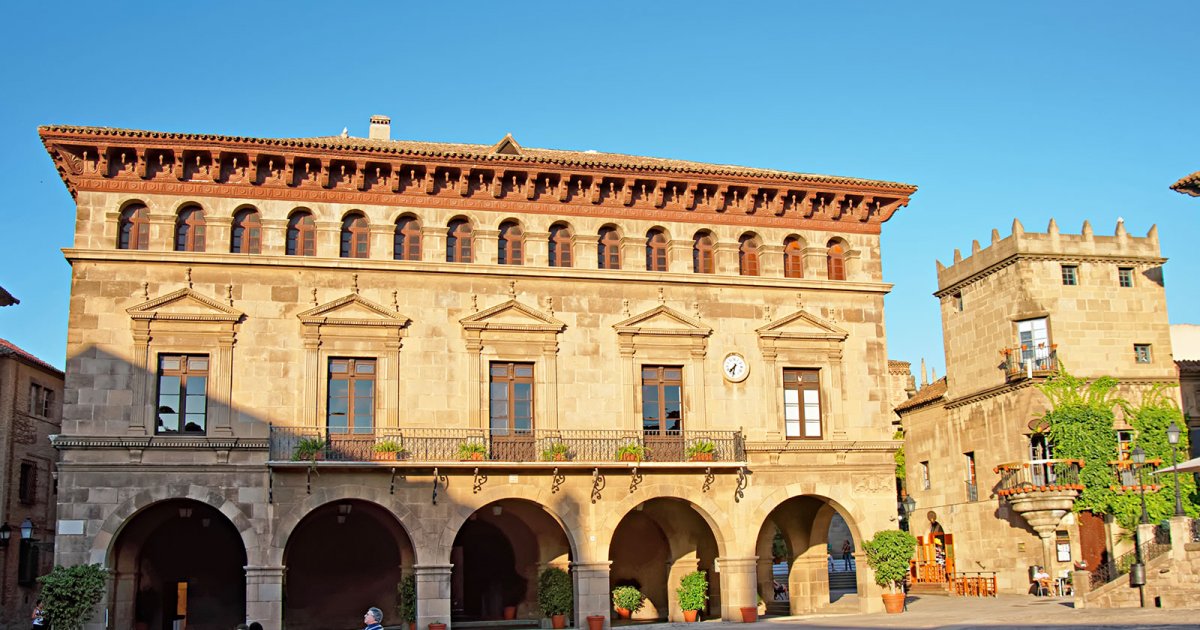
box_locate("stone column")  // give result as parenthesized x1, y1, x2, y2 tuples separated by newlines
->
(575, 234, 599, 270)
(261, 219, 287, 256)
(1168, 515, 1190, 562)
(525, 231, 550, 267)
(714, 242, 739, 275)
(802, 247, 826, 280)
(571, 561, 612, 629)
(370, 224, 392, 260)
(717, 557, 758, 621)
(245, 565, 285, 630)
(755, 557, 774, 610)
(667, 240, 692, 274)
(787, 553, 825, 614)
(759, 244, 783, 278)
(207, 216, 233, 254)
(666, 556, 700, 621)
(316, 221, 340, 258)
(619, 236, 641, 271)
(422, 226, 447, 263)
(475, 229, 500, 265)
(110, 569, 135, 630)
(415, 563, 454, 630)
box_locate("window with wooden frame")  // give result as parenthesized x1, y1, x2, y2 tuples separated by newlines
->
(446, 218, 473, 262)
(1118, 267, 1135, 288)
(118, 203, 150, 250)
(174, 206, 206, 252)
(1117, 430, 1134, 461)
(155, 354, 209, 435)
(738, 234, 760, 276)
(646, 229, 668, 272)
(641, 366, 683, 434)
(598, 226, 621, 270)
(230, 208, 262, 254)
(286, 210, 316, 256)
(18, 461, 36, 505)
(920, 460, 931, 490)
(826, 241, 846, 280)
(965, 451, 977, 485)
(28, 383, 53, 418)
(340, 213, 370, 259)
(783, 236, 804, 278)
(394, 216, 422, 261)
(498, 221, 525, 265)
(693, 231, 715, 274)
(1134, 344, 1152, 364)
(548, 223, 572, 267)
(327, 358, 375, 434)
(1061, 264, 1079, 286)
(489, 362, 534, 436)
(783, 368, 822, 439)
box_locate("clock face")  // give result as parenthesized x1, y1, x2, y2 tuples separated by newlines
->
(722, 353, 749, 382)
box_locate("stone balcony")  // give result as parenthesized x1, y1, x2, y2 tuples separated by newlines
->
(994, 458, 1084, 538)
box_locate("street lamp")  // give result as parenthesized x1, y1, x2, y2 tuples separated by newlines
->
(1167, 421, 1184, 517)
(19, 518, 34, 541)
(900, 494, 916, 531)
(1130, 446, 1148, 607)
(0, 523, 10, 548)
(1131, 447, 1149, 526)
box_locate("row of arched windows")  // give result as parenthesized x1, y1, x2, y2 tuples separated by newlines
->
(117, 204, 849, 279)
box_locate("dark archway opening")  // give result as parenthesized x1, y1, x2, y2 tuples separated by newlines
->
(754, 496, 858, 616)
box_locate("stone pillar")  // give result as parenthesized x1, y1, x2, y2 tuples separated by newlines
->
(788, 553, 825, 614)
(717, 557, 758, 621)
(619, 236, 641, 271)
(668, 240, 692, 274)
(207, 216, 233, 254)
(755, 558, 773, 609)
(245, 565, 285, 630)
(422, 226, 447, 263)
(475, 229, 500, 265)
(316, 221, 340, 258)
(571, 561, 611, 630)
(415, 563, 454, 630)
(261, 219, 286, 256)
(666, 556, 700, 621)
(110, 569, 135, 630)
(1072, 570, 1091, 609)
(802, 247, 826, 280)
(525, 231, 550, 267)
(759, 245, 783, 278)
(714, 242, 739, 275)
(1168, 516, 1190, 561)
(370, 224, 392, 260)
(575, 234, 599, 270)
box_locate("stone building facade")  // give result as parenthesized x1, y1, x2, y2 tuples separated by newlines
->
(896, 219, 1179, 593)
(40, 120, 915, 630)
(0, 340, 62, 627)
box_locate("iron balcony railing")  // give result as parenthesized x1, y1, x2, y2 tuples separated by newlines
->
(993, 459, 1084, 497)
(1001, 345, 1058, 381)
(269, 425, 746, 464)
(1090, 528, 1172, 589)
(965, 481, 979, 502)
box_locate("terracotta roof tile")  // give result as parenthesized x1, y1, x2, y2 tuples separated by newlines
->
(1171, 171, 1200, 196)
(894, 377, 947, 413)
(39, 125, 917, 191)
(1178, 359, 1200, 374)
(888, 359, 911, 370)
(0, 285, 16, 307)
(0, 338, 62, 376)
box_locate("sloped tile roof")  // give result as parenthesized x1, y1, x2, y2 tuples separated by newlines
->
(894, 377, 947, 413)
(1171, 171, 1200, 197)
(0, 338, 62, 377)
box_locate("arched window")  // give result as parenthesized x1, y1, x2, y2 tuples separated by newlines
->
(498, 221, 524, 265)
(117, 203, 149, 250)
(394, 216, 421, 261)
(230, 208, 262, 254)
(340, 213, 370, 258)
(693, 231, 715, 274)
(548, 223, 573, 268)
(598, 226, 621, 270)
(739, 234, 760, 276)
(286, 211, 316, 256)
(784, 237, 804, 279)
(446, 219, 473, 263)
(646, 229, 668, 272)
(174, 205, 206, 252)
(827, 241, 846, 280)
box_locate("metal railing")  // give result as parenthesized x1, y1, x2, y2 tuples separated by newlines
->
(1192, 518, 1200, 543)
(994, 459, 1083, 497)
(269, 425, 745, 463)
(1089, 528, 1173, 589)
(965, 481, 978, 502)
(1002, 346, 1058, 380)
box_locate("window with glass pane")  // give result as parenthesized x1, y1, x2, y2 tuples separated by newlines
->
(498, 221, 524, 265)
(1134, 344, 1152, 364)
(28, 383, 53, 418)
(118, 204, 149, 250)
(156, 354, 208, 434)
(965, 452, 976, 484)
(174, 206, 206, 252)
(783, 237, 803, 278)
(783, 369, 821, 438)
(739, 235, 760, 276)
(340, 215, 370, 258)
(646, 230, 668, 271)
(1017, 317, 1050, 369)
(328, 358, 375, 434)
(447, 219, 473, 262)
(1061, 265, 1078, 286)
(1118, 267, 1134, 288)
(287, 211, 316, 256)
(549, 224, 572, 267)
(641, 366, 683, 434)
(826, 242, 845, 280)
(394, 217, 422, 261)
(598, 226, 621, 269)
(489, 362, 534, 436)
(231, 209, 262, 254)
(693, 232, 715, 274)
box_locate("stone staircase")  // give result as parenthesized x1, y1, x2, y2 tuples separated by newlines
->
(828, 570, 857, 590)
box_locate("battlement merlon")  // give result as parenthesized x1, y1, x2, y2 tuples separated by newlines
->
(933, 218, 1165, 298)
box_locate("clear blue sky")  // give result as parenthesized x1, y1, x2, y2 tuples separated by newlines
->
(1, 2, 1196, 377)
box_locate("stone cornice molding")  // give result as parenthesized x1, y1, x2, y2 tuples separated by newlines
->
(459, 299, 566, 334)
(297, 293, 411, 328)
(944, 375, 1182, 410)
(745, 440, 898, 453)
(126, 287, 243, 323)
(934, 252, 1168, 298)
(41, 126, 914, 235)
(755, 309, 848, 342)
(51, 435, 268, 450)
(613, 304, 712, 338)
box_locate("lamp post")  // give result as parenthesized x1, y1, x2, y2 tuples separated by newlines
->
(0, 523, 10, 549)
(901, 494, 916, 532)
(1167, 421, 1184, 517)
(1132, 447, 1149, 526)
(1130, 446, 1148, 607)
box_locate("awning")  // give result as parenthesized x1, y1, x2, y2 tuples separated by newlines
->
(1154, 456, 1200, 474)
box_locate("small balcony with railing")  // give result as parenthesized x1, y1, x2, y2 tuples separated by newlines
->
(1001, 344, 1058, 382)
(268, 425, 746, 468)
(1108, 458, 1163, 493)
(993, 459, 1083, 537)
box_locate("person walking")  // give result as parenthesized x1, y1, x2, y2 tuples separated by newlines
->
(841, 540, 853, 571)
(31, 600, 46, 629)
(363, 606, 385, 630)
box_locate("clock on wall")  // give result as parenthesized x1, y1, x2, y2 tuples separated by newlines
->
(722, 353, 750, 383)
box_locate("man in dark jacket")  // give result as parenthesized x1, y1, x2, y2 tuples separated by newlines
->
(364, 607, 384, 630)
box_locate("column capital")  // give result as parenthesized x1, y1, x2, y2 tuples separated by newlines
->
(569, 560, 612, 572)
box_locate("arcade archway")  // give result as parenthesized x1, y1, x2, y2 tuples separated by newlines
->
(754, 496, 860, 615)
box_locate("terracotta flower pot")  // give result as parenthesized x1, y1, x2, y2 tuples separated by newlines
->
(429, 623, 447, 630)
(881, 591, 906, 614)
(372, 451, 398, 461)
(615, 607, 631, 619)
(551, 613, 566, 629)
(409, 623, 416, 630)
(587, 615, 605, 630)
(740, 607, 757, 623)
(620, 453, 640, 462)
(503, 605, 517, 620)
(683, 610, 699, 622)
(689, 453, 714, 462)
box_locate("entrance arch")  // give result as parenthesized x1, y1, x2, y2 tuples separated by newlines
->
(109, 498, 247, 630)
(754, 495, 861, 615)
(283, 499, 414, 630)
(608, 498, 721, 622)
(450, 499, 573, 622)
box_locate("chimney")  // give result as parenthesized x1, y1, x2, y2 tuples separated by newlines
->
(369, 115, 391, 141)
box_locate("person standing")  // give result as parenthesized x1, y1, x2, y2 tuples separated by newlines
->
(31, 600, 47, 629)
(363, 606, 384, 630)
(841, 540, 853, 571)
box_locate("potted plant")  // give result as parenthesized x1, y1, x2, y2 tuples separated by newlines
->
(374, 439, 406, 461)
(541, 442, 572, 461)
(537, 567, 573, 629)
(676, 570, 708, 622)
(685, 440, 716, 461)
(292, 437, 326, 461)
(428, 621, 446, 630)
(457, 441, 487, 461)
(862, 529, 917, 614)
(616, 443, 645, 462)
(37, 563, 108, 630)
(611, 585, 643, 619)
(397, 574, 417, 630)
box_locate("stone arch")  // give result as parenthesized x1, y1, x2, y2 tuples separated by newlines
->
(270, 483, 424, 565)
(597, 483, 732, 560)
(433, 483, 583, 563)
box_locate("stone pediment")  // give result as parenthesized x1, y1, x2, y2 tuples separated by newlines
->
(613, 305, 712, 338)
(126, 288, 243, 323)
(460, 299, 565, 333)
(756, 309, 847, 341)
(297, 294, 410, 328)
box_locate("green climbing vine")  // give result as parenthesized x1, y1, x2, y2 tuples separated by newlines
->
(893, 429, 906, 481)
(1036, 367, 1198, 530)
